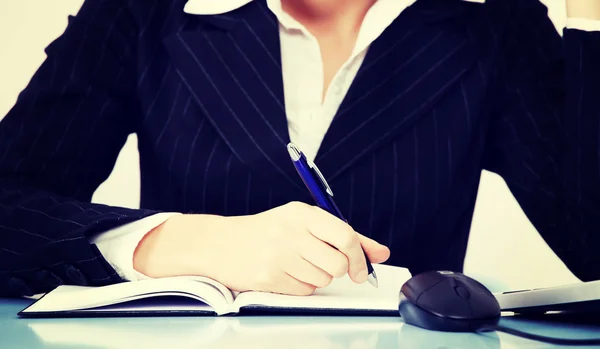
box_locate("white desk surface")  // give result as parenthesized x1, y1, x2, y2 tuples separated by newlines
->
(1, 298, 600, 349)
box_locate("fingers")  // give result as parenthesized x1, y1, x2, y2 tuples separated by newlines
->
(253, 259, 318, 296)
(304, 207, 367, 284)
(284, 254, 334, 289)
(357, 233, 391, 264)
(280, 202, 390, 286)
(276, 273, 318, 296)
(297, 234, 348, 278)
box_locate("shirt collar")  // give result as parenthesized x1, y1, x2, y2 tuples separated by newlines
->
(184, 0, 485, 16)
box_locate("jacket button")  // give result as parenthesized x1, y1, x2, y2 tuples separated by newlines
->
(35, 270, 63, 289)
(65, 266, 88, 286)
(7, 277, 34, 297)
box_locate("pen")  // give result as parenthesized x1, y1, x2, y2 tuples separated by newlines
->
(287, 142, 379, 288)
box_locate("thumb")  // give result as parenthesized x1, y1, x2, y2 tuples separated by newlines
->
(357, 233, 390, 264)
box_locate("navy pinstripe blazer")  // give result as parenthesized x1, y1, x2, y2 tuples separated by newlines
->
(1, 0, 600, 297)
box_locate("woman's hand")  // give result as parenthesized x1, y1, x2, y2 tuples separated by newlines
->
(133, 202, 390, 295)
(566, 0, 600, 20)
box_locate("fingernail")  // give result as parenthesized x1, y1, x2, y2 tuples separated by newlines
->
(357, 270, 368, 283)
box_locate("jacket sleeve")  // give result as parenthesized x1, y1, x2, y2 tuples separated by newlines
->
(483, 0, 600, 282)
(0, 0, 158, 297)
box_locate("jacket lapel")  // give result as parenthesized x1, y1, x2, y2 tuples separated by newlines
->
(164, 0, 484, 192)
(163, 1, 307, 193)
(316, 0, 482, 181)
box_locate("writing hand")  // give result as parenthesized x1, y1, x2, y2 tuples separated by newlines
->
(133, 202, 390, 295)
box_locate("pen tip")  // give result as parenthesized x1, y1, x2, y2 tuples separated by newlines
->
(367, 274, 379, 288)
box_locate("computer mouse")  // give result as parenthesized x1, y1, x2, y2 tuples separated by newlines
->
(398, 270, 501, 332)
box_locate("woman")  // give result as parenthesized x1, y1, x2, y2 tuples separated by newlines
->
(0, 0, 599, 297)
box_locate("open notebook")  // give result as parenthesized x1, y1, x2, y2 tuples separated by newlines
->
(19, 264, 411, 317)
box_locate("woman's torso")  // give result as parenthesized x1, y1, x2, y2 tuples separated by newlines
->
(131, 0, 508, 274)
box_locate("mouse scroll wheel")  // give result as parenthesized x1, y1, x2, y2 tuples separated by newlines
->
(454, 285, 471, 300)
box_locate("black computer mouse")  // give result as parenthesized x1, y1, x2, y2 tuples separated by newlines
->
(398, 270, 501, 332)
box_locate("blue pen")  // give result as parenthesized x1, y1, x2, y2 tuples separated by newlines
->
(287, 142, 378, 288)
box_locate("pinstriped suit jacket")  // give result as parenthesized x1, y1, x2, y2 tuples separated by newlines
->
(1, 0, 600, 297)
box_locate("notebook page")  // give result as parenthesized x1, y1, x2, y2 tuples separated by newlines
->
(79, 294, 215, 313)
(233, 264, 411, 312)
(22, 277, 231, 315)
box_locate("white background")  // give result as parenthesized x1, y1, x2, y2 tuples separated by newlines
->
(0, 1, 581, 291)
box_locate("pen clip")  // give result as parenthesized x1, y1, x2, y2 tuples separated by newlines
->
(307, 159, 334, 197)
